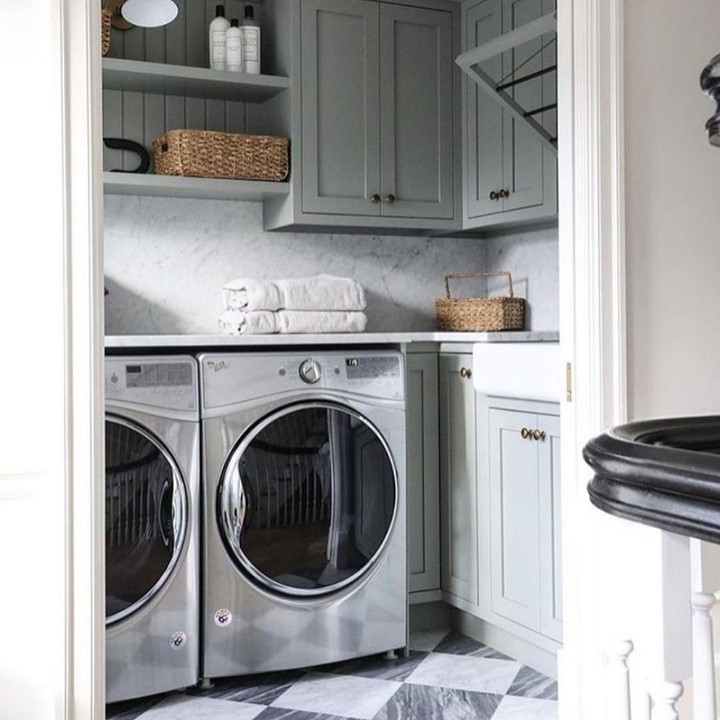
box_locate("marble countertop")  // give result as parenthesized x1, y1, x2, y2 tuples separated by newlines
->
(105, 331, 559, 348)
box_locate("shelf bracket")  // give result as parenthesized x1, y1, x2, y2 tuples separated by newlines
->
(456, 11, 558, 156)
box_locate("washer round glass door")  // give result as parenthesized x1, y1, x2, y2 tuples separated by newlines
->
(105, 416, 187, 624)
(219, 402, 398, 597)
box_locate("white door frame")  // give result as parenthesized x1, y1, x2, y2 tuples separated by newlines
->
(17, 0, 626, 716)
(557, 0, 629, 717)
(0, 1, 104, 718)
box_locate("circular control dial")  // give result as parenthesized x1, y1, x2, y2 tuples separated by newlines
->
(299, 359, 322, 384)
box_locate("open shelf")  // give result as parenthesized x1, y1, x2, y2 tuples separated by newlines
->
(102, 58, 289, 104)
(103, 172, 290, 202)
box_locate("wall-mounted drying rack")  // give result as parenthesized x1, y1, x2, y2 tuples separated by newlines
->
(456, 11, 558, 156)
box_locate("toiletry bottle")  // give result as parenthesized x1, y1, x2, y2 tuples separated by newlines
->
(240, 4, 261, 75)
(226, 18, 243, 72)
(209, 5, 230, 71)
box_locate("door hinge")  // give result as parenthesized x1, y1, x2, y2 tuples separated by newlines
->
(566, 362, 573, 403)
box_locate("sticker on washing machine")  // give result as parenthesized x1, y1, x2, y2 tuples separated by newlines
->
(214, 609, 232, 628)
(169, 631, 187, 650)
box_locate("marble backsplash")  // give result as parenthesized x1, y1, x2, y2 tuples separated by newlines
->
(104, 196, 559, 334)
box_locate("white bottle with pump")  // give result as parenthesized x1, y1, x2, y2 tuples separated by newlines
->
(209, 5, 230, 70)
(226, 19, 243, 72)
(240, 5, 261, 75)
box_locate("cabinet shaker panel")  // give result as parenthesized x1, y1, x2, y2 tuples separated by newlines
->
(301, 0, 381, 216)
(439, 353, 479, 607)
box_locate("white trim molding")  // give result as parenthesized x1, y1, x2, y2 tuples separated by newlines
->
(557, 0, 630, 716)
(0, 1, 104, 718)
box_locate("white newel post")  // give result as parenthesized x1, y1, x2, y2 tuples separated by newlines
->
(607, 641, 634, 720)
(650, 682, 684, 720)
(691, 591, 717, 720)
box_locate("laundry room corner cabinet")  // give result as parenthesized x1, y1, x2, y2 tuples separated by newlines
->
(260, 0, 461, 233)
(462, 0, 557, 231)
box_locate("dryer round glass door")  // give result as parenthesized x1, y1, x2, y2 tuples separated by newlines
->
(105, 416, 188, 624)
(219, 402, 398, 597)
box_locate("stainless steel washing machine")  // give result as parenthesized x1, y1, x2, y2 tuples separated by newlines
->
(105, 355, 200, 703)
(200, 350, 407, 679)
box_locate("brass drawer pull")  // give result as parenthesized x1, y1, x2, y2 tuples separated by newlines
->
(385, 194, 397, 204)
(533, 429, 547, 442)
(489, 190, 499, 201)
(459, 367, 472, 379)
(498, 188, 511, 199)
(521, 428, 531, 439)
(370, 194, 381, 204)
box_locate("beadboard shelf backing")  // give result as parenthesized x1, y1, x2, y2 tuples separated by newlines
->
(102, 58, 289, 103)
(103, 172, 290, 201)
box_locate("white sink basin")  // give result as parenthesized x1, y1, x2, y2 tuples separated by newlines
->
(472, 342, 561, 402)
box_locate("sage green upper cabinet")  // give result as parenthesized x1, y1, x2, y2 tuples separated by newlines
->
(462, 0, 557, 231)
(263, 0, 460, 233)
(300, 0, 381, 217)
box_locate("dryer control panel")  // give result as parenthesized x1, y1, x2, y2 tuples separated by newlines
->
(200, 351, 404, 410)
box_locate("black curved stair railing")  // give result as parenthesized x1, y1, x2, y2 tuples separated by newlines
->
(584, 416, 720, 542)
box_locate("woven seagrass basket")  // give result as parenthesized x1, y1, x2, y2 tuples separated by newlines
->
(153, 130, 290, 182)
(435, 272, 525, 332)
(101, 9, 112, 56)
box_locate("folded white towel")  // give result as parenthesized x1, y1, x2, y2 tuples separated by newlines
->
(222, 275, 367, 312)
(219, 309, 368, 335)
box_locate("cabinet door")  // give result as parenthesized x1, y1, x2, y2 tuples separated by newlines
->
(301, 0, 381, 216)
(406, 353, 441, 595)
(379, 4, 454, 220)
(488, 407, 542, 630)
(439, 354, 479, 606)
(500, 0, 557, 213)
(538, 413, 562, 641)
(464, 0, 504, 219)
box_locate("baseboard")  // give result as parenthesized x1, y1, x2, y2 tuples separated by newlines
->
(450, 607, 559, 679)
(409, 601, 451, 633)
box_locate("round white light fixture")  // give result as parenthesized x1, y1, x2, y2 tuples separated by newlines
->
(121, 0, 178, 28)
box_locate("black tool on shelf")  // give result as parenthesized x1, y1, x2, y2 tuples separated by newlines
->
(103, 137, 151, 174)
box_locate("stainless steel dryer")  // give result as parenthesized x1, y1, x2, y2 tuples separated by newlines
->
(105, 355, 200, 703)
(200, 350, 406, 679)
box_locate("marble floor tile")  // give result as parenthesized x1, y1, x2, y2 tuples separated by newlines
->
(374, 682, 503, 720)
(107, 695, 166, 720)
(255, 707, 351, 720)
(491, 695, 558, 720)
(407, 629, 450, 653)
(136, 695, 265, 719)
(507, 666, 558, 700)
(432, 630, 513, 660)
(188, 670, 307, 705)
(406, 652, 521, 696)
(270, 672, 401, 720)
(316, 650, 426, 682)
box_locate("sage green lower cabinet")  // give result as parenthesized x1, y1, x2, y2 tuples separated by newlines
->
(439, 353, 479, 609)
(480, 396, 562, 645)
(406, 353, 441, 602)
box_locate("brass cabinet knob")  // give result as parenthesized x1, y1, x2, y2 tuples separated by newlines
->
(533, 429, 547, 442)
(521, 428, 531, 439)
(489, 190, 499, 201)
(498, 189, 511, 199)
(459, 367, 472, 379)
(370, 194, 381, 204)
(385, 194, 397, 204)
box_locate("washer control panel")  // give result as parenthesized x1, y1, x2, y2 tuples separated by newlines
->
(299, 359, 322, 384)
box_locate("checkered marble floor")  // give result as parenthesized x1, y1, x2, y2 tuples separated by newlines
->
(107, 629, 558, 720)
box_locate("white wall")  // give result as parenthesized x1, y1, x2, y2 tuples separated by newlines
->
(104, 195, 559, 334)
(625, 0, 720, 419)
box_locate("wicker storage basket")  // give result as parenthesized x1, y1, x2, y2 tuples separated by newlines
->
(153, 130, 290, 182)
(435, 272, 525, 332)
(101, 9, 112, 56)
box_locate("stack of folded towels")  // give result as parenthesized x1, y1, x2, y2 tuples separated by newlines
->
(219, 275, 368, 335)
